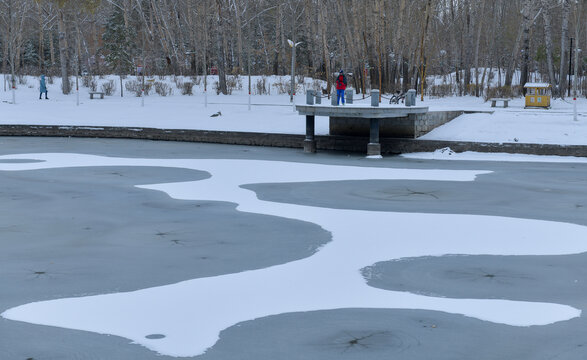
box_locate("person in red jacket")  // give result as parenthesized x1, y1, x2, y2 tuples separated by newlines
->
(335, 70, 347, 105)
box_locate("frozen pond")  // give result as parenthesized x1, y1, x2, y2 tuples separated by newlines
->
(1, 137, 587, 359)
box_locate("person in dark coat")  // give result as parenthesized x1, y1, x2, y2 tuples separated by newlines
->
(39, 75, 48, 99)
(335, 70, 347, 105)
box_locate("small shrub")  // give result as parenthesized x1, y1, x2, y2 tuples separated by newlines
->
(297, 74, 305, 85)
(174, 76, 185, 89)
(226, 75, 242, 94)
(154, 81, 173, 96)
(310, 79, 324, 94)
(255, 77, 268, 95)
(125, 79, 153, 96)
(125, 80, 141, 96)
(272, 78, 302, 95)
(181, 82, 193, 95)
(82, 76, 97, 91)
(47, 76, 54, 84)
(145, 82, 153, 95)
(18, 75, 27, 85)
(427, 84, 454, 98)
(191, 75, 202, 86)
(101, 80, 116, 96)
(484, 86, 523, 101)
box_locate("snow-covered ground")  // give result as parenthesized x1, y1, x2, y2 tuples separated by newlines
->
(2, 74, 587, 147)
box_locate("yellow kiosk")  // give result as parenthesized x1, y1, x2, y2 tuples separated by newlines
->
(524, 83, 551, 109)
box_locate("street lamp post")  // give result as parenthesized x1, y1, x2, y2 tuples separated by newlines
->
(288, 38, 302, 110)
(574, 47, 581, 121)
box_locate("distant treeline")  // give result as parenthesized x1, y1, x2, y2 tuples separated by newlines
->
(0, 0, 584, 97)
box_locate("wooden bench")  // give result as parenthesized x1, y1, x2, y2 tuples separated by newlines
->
(89, 92, 105, 99)
(490, 98, 509, 108)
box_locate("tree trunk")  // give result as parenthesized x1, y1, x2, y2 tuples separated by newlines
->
(58, 7, 71, 94)
(272, 5, 281, 75)
(38, 2, 45, 73)
(541, 0, 556, 91)
(505, 17, 524, 87)
(418, 0, 432, 100)
(559, 0, 570, 98)
(233, 0, 244, 74)
(463, 0, 472, 93)
(318, 0, 330, 95)
(216, 0, 228, 94)
(473, 1, 486, 97)
(519, 0, 533, 92)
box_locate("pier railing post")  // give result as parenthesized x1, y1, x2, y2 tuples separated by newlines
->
(371, 90, 379, 107)
(306, 90, 315, 105)
(345, 89, 353, 104)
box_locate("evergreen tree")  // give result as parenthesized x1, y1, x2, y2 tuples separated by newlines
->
(102, 7, 135, 74)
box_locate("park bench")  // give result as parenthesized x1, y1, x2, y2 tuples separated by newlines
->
(89, 92, 105, 99)
(490, 98, 509, 108)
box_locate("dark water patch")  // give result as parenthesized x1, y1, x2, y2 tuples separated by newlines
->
(362, 254, 587, 307)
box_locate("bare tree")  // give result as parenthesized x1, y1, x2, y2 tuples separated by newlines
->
(559, 0, 570, 98)
(541, 0, 557, 90)
(215, 0, 227, 94)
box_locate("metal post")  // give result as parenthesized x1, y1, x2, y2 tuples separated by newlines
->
(290, 36, 296, 103)
(141, 55, 145, 107)
(574, 47, 580, 121)
(248, 23, 252, 112)
(11, 75, 15, 105)
(204, 75, 208, 108)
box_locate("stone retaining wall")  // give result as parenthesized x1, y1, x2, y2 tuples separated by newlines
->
(1, 125, 586, 157)
(330, 110, 470, 138)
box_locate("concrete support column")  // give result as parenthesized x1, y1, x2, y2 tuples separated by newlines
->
(304, 115, 316, 153)
(367, 118, 381, 156)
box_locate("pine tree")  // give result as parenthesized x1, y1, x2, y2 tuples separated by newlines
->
(102, 6, 135, 75)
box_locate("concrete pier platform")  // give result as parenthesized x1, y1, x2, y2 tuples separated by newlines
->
(296, 102, 428, 156)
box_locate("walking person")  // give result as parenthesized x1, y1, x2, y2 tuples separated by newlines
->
(336, 70, 347, 105)
(39, 75, 48, 100)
